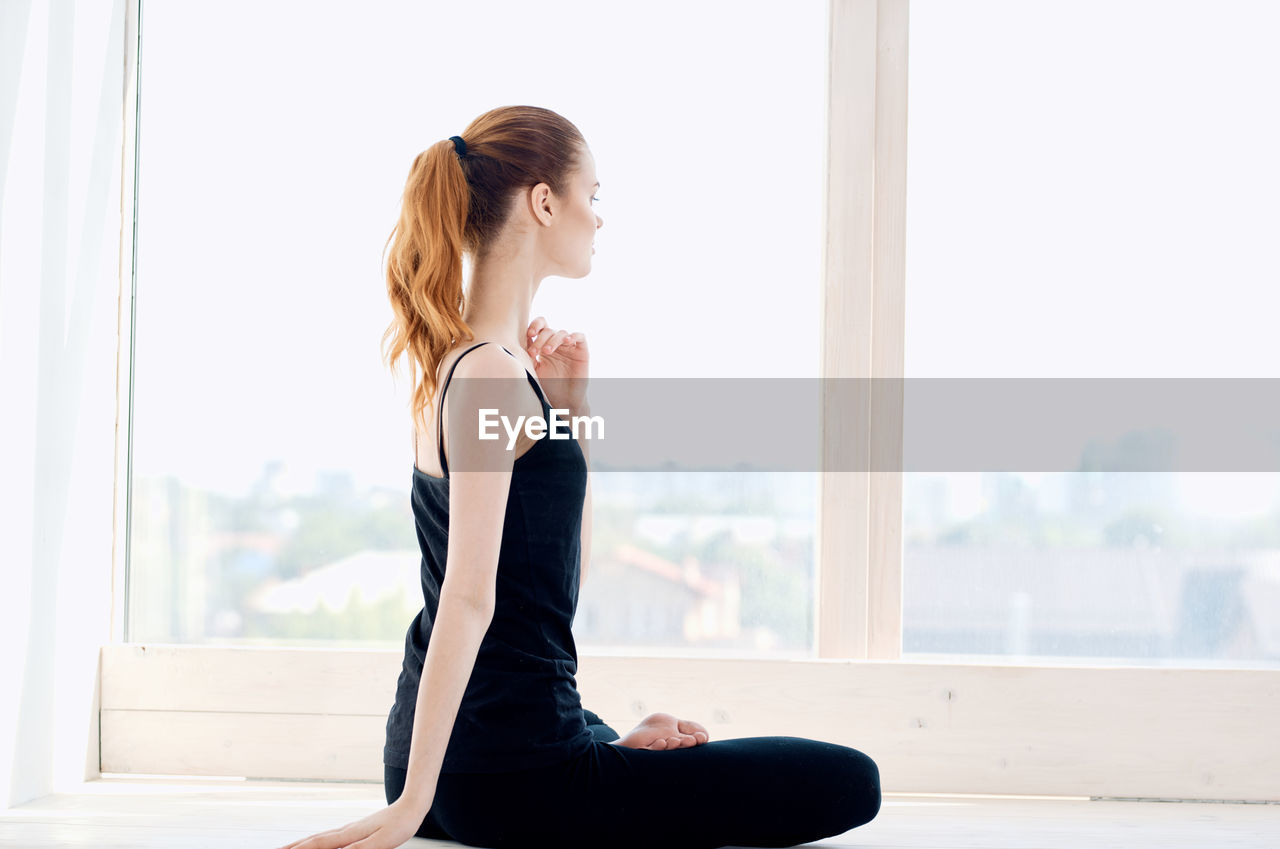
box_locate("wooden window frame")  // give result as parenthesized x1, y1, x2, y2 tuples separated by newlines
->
(103, 0, 1278, 801)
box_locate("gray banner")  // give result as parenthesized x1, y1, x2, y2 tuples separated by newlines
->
(437, 377, 1280, 472)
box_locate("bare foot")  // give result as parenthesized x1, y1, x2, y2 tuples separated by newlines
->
(612, 712, 710, 750)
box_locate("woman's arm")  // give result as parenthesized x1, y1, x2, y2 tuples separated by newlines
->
(575, 401, 592, 592)
(397, 590, 493, 809)
(398, 347, 532, 811)
(275, 348, 526, 848)
(523, 318, 591, 592)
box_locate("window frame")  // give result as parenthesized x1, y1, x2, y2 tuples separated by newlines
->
(104, 0, 1279, 801)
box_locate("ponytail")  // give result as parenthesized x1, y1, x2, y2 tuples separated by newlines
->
(381, 140, 474, 433)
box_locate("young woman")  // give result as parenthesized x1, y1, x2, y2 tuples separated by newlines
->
(277, 105, 881, 849)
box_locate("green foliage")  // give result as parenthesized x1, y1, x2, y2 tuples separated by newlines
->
(1102, 507, 1170, 547)
(273, 499, 414, 580)
(696, 530, 809, 648)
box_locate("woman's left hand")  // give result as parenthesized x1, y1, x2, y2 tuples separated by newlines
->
(526, 317, 589, 411)
(271, 796, 426, 849)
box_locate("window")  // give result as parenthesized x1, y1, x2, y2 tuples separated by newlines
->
(105, 0, 1279, 797)
(901, 0, 1280, 668)
(128, 0, 827, 655)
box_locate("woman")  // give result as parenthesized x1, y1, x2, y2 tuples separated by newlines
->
(277, 105, 881, 849)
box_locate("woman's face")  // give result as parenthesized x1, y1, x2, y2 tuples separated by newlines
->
(546, 148, 603, 277)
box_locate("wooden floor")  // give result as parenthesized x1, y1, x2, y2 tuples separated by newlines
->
(0, 778, 1276, 848)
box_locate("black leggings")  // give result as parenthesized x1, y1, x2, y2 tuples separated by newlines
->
(384, 709, 881, 849)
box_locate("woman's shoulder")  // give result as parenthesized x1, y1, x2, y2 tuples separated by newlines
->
(442, 339, 526, 382)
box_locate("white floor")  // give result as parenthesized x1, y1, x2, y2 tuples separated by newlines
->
(0, 778, 1277, 848)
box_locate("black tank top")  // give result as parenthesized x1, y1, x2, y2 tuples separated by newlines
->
(382, 342, 595, 773)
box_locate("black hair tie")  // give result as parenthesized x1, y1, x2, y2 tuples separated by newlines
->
(450, 135, 467, 157)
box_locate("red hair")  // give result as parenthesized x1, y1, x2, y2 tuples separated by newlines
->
(380, 105, 587, 431)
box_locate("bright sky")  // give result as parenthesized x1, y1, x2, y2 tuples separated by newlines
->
(905, 0, 1280, 520)
(906, 0, 1280, 380)
(130, 0, 826, 496)
(131, 1, 1280, 516)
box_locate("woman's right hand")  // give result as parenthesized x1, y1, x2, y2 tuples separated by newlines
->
(526, 316, 589, 412)
(274, 796, 425, 849)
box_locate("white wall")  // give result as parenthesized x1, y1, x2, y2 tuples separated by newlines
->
(0, 0, 127, 807)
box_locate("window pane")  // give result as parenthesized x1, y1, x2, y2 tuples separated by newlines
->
(129, 0, 824, 654)
(902, 1, 1280, 667)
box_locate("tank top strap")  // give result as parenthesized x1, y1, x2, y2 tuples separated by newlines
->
(436, 342, 550, 475)
(497, 345, 553, 410)
(437, 342, 492, 475)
